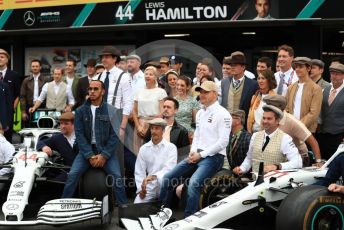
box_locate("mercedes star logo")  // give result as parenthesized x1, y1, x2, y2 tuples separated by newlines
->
(24, 11, 35, 26)
(6, 203, 19, 210)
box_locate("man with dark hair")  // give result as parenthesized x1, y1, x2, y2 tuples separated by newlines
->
(275, 44, 298, 96)
(145, 97, 190, 162)
(222, 57, 232, 79)
(20, 59, 48, 126)
(253, 0, 274, 20)
(233, 104, 302, 175)
(263, 95, 322, 166)
(62, 80, 127, 205)
(256, 56, 272, 75)
(310, 59, 330, 90)
(75, 59, 97, 108)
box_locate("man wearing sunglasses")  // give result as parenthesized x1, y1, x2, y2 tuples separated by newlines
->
(61, 80, 127, 205)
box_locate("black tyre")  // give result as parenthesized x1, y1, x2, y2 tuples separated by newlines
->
(276, 185, 344, 230)
(199, 169, 247, 209)
(78, 168, 115, 211)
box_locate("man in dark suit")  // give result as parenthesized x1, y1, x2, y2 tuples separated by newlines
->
(0, 81, 12, 133)
(317, 63, 344, 159)
(20, 59, 48, 127)
(220, 51, 258, 123)
(36, 112, 78, 180)
(75, 58, 97, 108)
(0, 48, 20, 142)
(145, 97, 190, 162)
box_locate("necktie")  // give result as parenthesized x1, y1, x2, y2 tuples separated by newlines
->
(262, 136, 270, 151)
(328, 89, 337, 105)
(277, 73, 285, 95)
(103, 71, 110, 102)
(0, 71, 3, 81)
(233, 79, 240, 90)
(163, 125, 172, 142)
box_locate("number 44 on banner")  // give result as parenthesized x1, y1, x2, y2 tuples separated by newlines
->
(116, 5, 134, 20)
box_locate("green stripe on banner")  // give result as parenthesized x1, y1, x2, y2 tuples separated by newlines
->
(0, 10, 13, 30)
(72, 3, 96, 27)
(116, 0, 142, 24)
(297, 0, 326, 18)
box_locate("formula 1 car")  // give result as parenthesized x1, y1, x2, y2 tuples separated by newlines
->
(0, 113, 112, 226)
(121, 143, 344, 230)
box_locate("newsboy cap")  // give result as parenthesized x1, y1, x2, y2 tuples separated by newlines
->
(147, 118, 167, 127)
(159, 56, 170, 64)
(262, 104, 284, 119)
(293, 57, 312, 66)
(329, 63, 344, 73)
(195, 81, 218, 93)
(263, 95, 287, 111)
(231, 109, 246, 121)
(126, 54, 141, 63)
(311, 59, 325, 68)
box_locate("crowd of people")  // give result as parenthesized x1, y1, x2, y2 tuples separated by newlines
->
(0, 43, 343, 217)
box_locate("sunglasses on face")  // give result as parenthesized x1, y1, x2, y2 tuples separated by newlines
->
(88, 87, 100, 92)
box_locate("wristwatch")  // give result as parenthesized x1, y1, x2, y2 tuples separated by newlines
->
(316, 159, 324, 163)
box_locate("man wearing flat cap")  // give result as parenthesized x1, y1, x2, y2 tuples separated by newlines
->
(126, 54, 145, 96)
(75, 59, 97, 108)
(36, 112, 77, 180)
(233, 104, 302, 175)
(134, 117, 177, 203)
(0, 48, 20, 141)
(285, 57, 323, 134)
(263, 95, 322, 166)
(310, 59, 330, 90)
(160, 81, 231, 217)
(98, 46, 133, 141)
(221, 51, 258, 123)
(317, 63, 344, 159)
(226, 109, 252, 170)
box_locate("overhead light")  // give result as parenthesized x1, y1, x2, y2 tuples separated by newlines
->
(242, 32, 256, 35)
(164, 33, 190, 38)
(339, 31, 344, 34)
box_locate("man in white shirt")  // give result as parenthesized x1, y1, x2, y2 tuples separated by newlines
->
(63, 59, 79, 104)
(126, 54, 145, 96)
(233, 105, 302, 175)
(274, 45, 298, 96)
(29, 67, 74, 113)
(98, 46, 133, 139)
(160, 81, 231, 217)
(134, 118, 177, 203)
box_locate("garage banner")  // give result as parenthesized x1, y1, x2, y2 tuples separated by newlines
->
(0, 0, 342, 31)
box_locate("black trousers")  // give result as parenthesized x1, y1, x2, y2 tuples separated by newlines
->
(316, 132, 344, 160)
